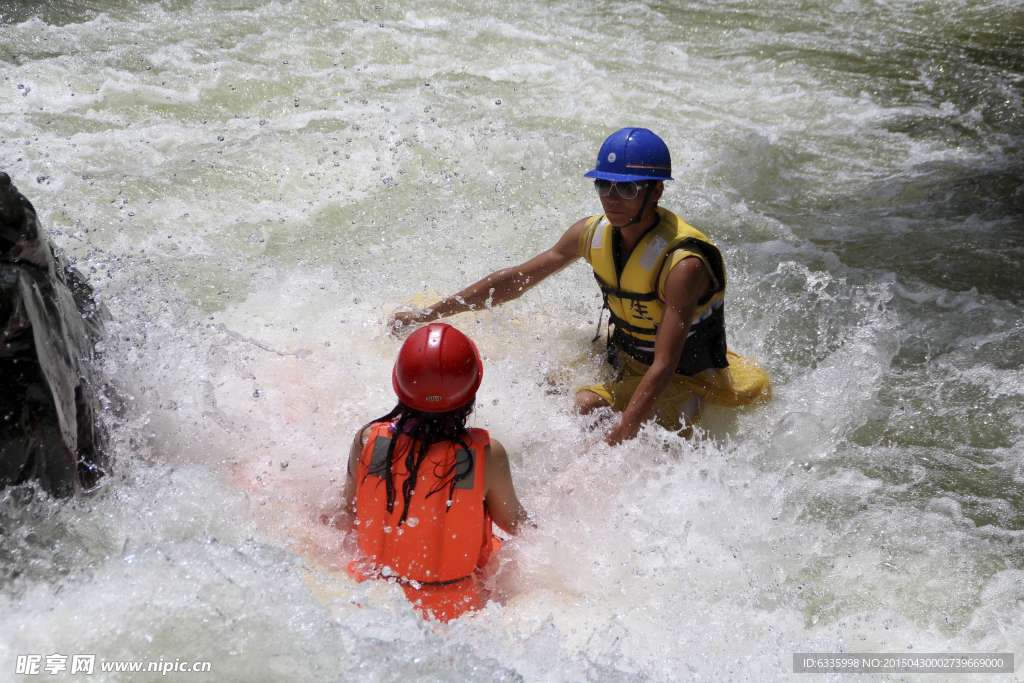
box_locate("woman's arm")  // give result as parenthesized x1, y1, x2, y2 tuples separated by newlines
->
(483, 437, 529, 534)
(334, 426, 372, 531)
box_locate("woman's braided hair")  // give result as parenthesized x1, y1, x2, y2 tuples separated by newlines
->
(362, 399, 476, 527)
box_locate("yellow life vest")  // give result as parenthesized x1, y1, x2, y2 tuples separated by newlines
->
(579, 209, 729, 376)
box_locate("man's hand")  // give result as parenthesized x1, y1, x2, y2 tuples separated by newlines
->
(389, 309, 428, 336)
(603, 418, 629, 446)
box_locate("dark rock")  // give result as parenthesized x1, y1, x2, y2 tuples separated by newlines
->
(0, 172, 110, 496)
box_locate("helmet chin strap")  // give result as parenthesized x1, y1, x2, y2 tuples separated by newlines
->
(621, 182, 654, 227)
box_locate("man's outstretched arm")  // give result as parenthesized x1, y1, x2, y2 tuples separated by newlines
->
(391, 217, 589, 331)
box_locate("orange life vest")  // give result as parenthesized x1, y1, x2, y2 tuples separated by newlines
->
(348, 422, 494, 622)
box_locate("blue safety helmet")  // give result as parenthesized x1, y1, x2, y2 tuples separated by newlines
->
(584, 128, 673, 183)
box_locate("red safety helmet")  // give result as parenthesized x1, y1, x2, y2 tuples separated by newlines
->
(392, 323, 483, 412)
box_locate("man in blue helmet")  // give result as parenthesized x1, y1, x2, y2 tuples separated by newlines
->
(392, 128, 769, 444)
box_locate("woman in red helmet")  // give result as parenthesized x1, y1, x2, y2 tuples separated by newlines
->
(342, 323, 527, 622)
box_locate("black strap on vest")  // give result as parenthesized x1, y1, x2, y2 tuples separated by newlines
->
(594, 275, 659, 303)
(590, 236, 729, 375)
(374, 570, 474, 588)
(611, 306, 729, 375)
(591, 273, 659, 343)
(412, 574, 473, 587)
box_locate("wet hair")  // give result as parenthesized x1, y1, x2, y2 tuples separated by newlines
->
(362, 400, 476, 527)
